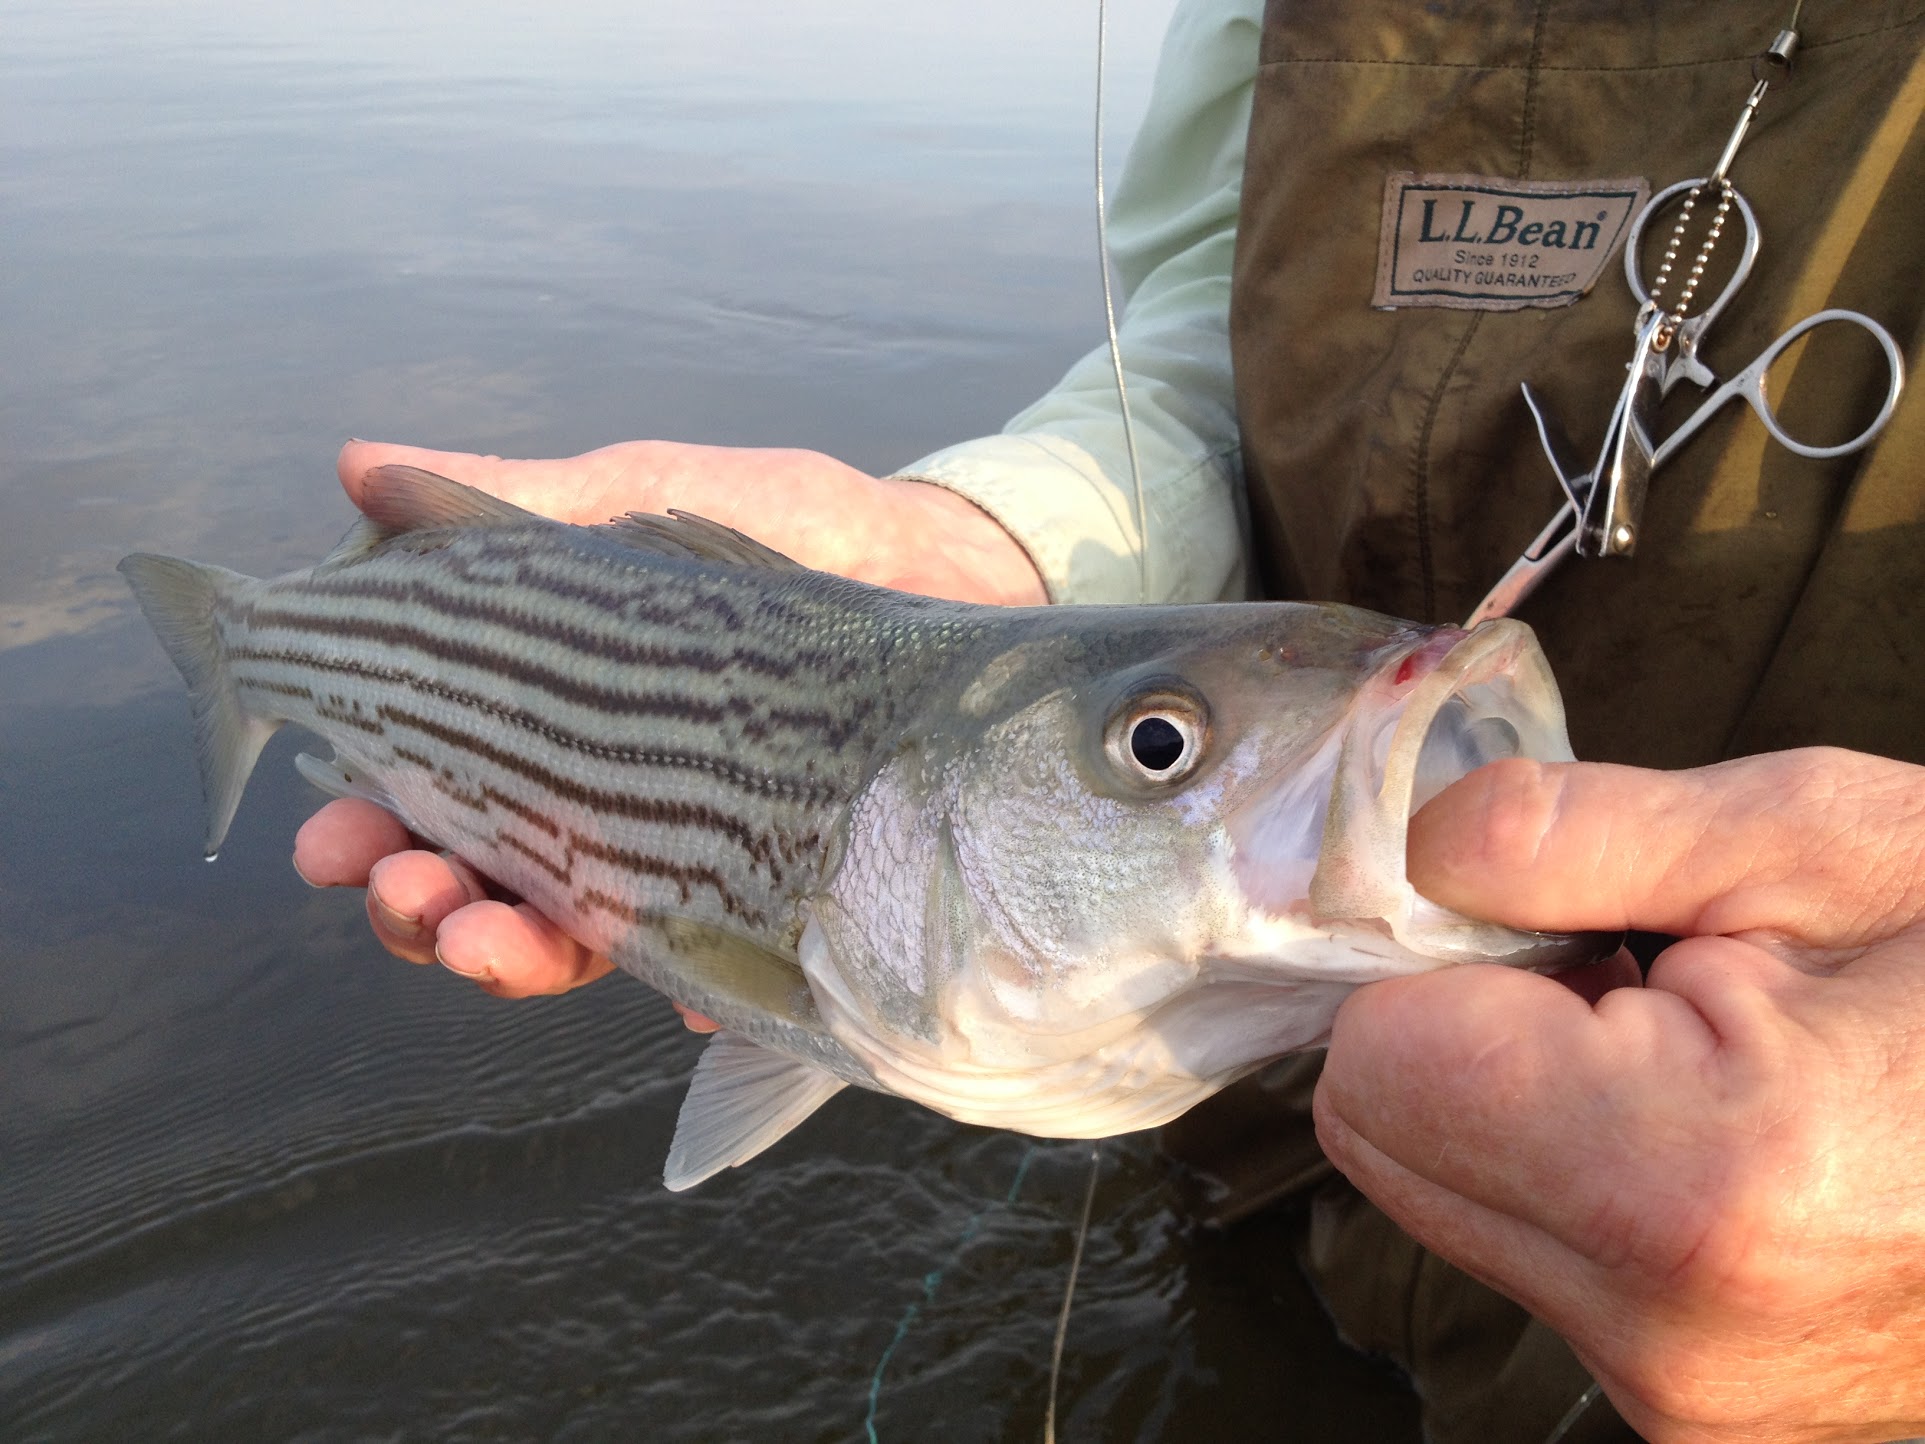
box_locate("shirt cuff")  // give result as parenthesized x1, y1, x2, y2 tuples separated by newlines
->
(892, 433, 1244, 606)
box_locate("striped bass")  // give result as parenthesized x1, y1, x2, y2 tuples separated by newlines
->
(120, 466, 1612, 1189)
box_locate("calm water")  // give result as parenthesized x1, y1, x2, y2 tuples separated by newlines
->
(0, 4, 1419, 1438)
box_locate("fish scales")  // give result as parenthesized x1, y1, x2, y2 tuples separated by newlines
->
(229, 528, 958, 953)
(122, 465, 1614, 1187)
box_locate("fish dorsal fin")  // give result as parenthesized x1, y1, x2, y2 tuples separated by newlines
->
(318, 468, 543, 568)
(664, 1032, 847, 1191)
(321, 514, 405, 565)
(359, 464, 541, 533)
(595, 510, 804, 572)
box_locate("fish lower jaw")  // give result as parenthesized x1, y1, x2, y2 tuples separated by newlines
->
(1216, 888, 1606, 979)
(1206, 911, 1449, 985)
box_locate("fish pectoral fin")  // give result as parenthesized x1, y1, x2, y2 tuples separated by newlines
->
(664, 1032, 848, 1191)
(294, 751, 398, 812)
(652, 917, 822, 1032)
(594, 511, 804, 572)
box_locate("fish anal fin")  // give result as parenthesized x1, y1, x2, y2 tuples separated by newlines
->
(294, 751, 398, 812)
(664, 1032, 847, 1191)
(595, 511, 804, 572)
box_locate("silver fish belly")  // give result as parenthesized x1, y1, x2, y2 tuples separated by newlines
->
(121, 465, 1613, 1189)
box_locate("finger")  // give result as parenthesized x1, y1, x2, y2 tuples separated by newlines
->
(1312, 1083, 1599, 1337)
(364, 850, 487, 965)
(332, 438, 1047, 603)
(434, 899, 616, 997)
(673, 1003, 722, 1034)
(1547, 947, 1643, 1004)
(1282, 1114, 1655, 1444)
(293, 798, 416, 887)
(1406, 749, 1925, 948)
(1318, 960, 1725, 1235)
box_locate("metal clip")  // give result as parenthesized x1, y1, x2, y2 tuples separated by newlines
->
(1577, 313, 1669, 557)
(1754, 28, 1800, 81)
(1708, 79, 1770, 186)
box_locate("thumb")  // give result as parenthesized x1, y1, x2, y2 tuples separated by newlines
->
(1406, 749, 1925, 949)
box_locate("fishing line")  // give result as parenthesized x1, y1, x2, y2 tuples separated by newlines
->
(1042, 1142, 1103, 1444)
(863, 1144, 1038, 1442)
(1540, 1382, 1602, 1444)
(868, 10, 1134, 1437)
(1035, 11, 1132, 1421)
(1095, 0, 1151, 601)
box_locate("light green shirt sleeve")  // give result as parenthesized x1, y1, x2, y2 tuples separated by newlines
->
(889, 0, 1262, 605)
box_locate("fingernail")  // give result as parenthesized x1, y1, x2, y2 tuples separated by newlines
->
(347, 436, 370, 445)
(292, 856, 324, 889)
(371, 894, 425, 944)
(434, 940, 488, 980)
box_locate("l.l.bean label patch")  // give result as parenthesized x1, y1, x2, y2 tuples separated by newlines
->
(1373, 172, 1649, 311)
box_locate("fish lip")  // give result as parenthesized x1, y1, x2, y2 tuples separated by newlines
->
(1366, 616, 1573, 821)
(1381, 618, 1537, 702)
(1513, 928, 1628, 972)
(1378, 623, 1472, 689)
(1361, 621, 1629, 964)
(1305, 618, 1575, 940)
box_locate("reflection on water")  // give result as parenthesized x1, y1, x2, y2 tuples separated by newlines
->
(0, 2, 1419, 1438)
(2, 0, 1165, 653)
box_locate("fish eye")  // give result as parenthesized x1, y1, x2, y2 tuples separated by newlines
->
(1103, 687, 1209, 787)
(1130, 715, 1189, 772)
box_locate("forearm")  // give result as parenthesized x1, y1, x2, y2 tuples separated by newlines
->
(892, 0, 1261, 606)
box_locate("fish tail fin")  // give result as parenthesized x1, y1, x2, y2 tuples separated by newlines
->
(118, 553, 279, 860)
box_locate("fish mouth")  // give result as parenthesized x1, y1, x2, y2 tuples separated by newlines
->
(1371, 619, 1571, 825)
(1304, 620, 1619, 971)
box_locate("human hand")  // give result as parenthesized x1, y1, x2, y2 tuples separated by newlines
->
(1314, 747, 1925, 1443)
(293, 437, 1045, 1006)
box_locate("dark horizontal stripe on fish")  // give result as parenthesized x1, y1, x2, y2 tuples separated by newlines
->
(397, 742, 773, 879)
(314, 696, 385, 735)
(496, 828, 571, 885)
(390, 744, 563, 836)
(459, 531, 822, 635)
(292, 564, 864, 686)
(487, 827, 763, 922)
(576, 888, 644, 925)
(377, 701, 797, 877)
(496, 888, 788, 954)
(239, 609, 878, 749)
(480, 782, 562, 838)
(445, 542, 842, 666)
(568, 831, 770, 910)
(228, 646, 846, 808)
(243, 679, 314, 702)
